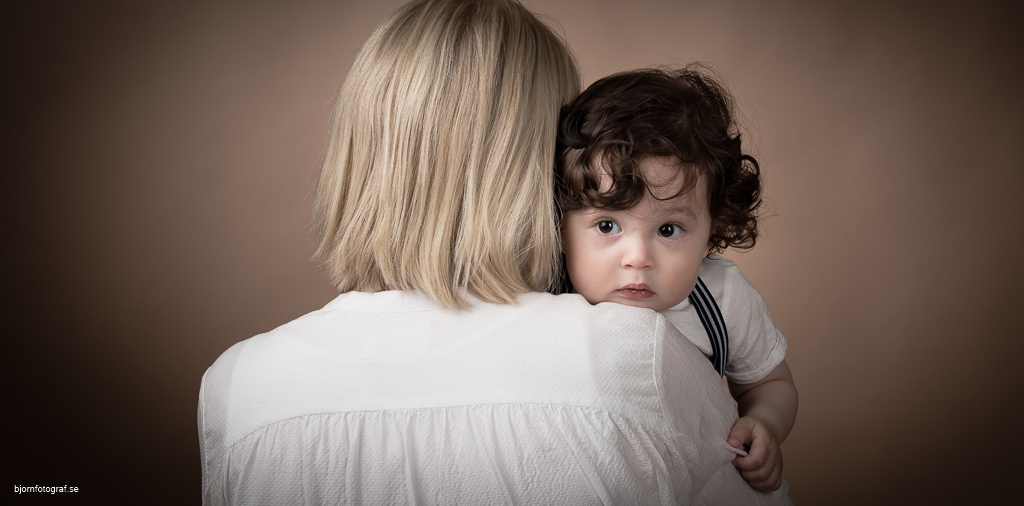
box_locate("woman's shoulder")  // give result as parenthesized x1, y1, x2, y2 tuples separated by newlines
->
(202, 292, 667, 374)
(199, 292, 684, 448)
(201, 302, 341, 390)
(514, 292, 668, 336)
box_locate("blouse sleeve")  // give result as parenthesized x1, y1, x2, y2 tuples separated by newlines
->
(716, 261, 788, 384)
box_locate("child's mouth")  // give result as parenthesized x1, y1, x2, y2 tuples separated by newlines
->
(617, 284, 655, 299)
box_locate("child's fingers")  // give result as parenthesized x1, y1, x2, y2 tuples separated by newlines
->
(727, 417, 756, 448)
(745, 462, 783, 492)
(732, 435, 768, 471)
(737, 439, 783, 491)
(729, 417, 786, 492)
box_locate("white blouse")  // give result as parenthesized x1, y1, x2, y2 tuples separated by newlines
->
(199, 290, 792, 505)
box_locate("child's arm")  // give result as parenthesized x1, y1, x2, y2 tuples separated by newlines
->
(726, 359, 798, 492)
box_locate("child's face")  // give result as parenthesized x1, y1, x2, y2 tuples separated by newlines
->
(562, 156, 713, 312)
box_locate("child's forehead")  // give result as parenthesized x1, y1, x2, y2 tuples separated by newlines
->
(637, 155, 686, 180)
(594, 155, 706, 199)
(632, 189, 704, 219)
(591, 184, 708, 222)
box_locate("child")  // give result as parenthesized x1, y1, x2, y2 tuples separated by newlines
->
(555, 66, 798, 492)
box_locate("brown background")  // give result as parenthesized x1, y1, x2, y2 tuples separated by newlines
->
(6, 0, 1023, 504)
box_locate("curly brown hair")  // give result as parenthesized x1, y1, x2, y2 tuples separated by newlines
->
(556, 65, 762, 255)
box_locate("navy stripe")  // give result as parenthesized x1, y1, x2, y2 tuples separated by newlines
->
(688, 277, 728, 377)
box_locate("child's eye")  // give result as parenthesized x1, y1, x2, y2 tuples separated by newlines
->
(658, 224, 683, 238)
(596, 220, 621, 235)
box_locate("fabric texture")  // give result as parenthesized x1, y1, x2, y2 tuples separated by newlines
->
(199, 290, 792, 505)
(662, 256, 788, 384)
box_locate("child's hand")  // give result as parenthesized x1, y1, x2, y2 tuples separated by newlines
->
(727, 415, 783, 492)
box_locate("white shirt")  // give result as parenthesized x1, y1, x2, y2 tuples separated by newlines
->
(662, 256, 788, 384)
(199, 290, 792, 505)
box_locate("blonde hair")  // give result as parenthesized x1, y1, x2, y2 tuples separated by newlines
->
(314, 0, 580, 309)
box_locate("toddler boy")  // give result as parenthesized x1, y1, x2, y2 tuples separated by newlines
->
(555, 67, 798, 492)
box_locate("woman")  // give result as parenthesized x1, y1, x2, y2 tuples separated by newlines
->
(198, 0, 791, 503)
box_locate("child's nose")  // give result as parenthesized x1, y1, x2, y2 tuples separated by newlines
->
(620, 236, 653, 269)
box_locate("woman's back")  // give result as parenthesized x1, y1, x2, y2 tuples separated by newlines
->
(200, 291, 791, 504)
